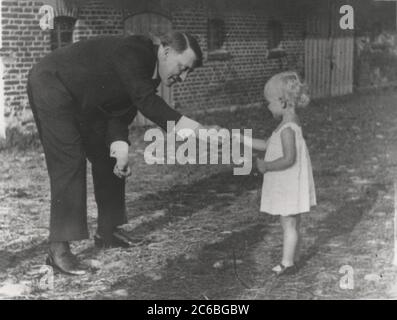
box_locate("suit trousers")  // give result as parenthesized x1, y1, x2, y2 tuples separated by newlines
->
(27, 69, 127, 242)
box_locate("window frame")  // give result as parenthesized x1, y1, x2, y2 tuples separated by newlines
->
(207, 17, 231, 61)
(50, 16, 76, 51)
(267, 19, 286, 59)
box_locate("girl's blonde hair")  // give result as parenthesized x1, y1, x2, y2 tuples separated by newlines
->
(264, 71, 310, 109)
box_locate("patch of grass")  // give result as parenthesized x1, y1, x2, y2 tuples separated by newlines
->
(0, 127, 41, 152)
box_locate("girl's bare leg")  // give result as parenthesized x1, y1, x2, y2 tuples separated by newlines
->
(280, 215, 299, 267)
(294, 215, 301, 264)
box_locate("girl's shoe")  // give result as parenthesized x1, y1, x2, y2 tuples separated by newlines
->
(271, 263, 298, 276)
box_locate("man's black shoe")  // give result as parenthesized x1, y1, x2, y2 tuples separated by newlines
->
(46, 249, 87, 276)
(94, 229, 142, 248)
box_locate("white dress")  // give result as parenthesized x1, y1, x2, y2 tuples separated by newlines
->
(260, 122, 316, 216)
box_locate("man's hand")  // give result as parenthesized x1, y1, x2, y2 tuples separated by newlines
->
(113, 156, 131, 179)
(110, 141, 131, 179)
(199, 124, 228, 144)
(256, 158, 267, 174)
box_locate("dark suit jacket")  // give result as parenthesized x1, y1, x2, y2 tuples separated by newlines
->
(29, 35, 182, 145)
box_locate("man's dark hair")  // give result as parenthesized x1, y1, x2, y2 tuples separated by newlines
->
(159, 31, 203, 68)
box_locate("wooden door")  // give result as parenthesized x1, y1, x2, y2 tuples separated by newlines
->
(330, 37, 354, 96)
(304, 0, 354, 98)
(305, 13, 332, 99)
(124, 13, 173, 126)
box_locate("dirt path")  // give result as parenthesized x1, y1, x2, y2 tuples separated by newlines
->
(1, 90, 397, 299)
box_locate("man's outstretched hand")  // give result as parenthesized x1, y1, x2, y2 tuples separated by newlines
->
(198, 125, 228, 144)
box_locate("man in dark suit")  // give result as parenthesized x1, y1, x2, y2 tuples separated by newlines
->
(27, 32, 207, 275)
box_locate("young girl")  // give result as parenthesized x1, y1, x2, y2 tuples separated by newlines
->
(236, 71, 316, 276)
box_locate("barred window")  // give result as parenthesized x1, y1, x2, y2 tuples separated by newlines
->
(50, 17, 76, 51)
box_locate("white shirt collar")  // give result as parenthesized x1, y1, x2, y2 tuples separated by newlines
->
(152, 61, 159, 80)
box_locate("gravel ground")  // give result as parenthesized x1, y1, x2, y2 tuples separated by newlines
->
(1, 90, 397, 299)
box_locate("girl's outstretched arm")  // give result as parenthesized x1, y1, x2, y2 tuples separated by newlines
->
(257, 128, 296, 173)
(233, 133, 268, 151)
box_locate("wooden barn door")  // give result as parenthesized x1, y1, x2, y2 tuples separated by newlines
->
(305, 12, 332, 99)
(330, 37, 354, 96)
(305, 0, 354, 98)
(124, 13, 173, 126)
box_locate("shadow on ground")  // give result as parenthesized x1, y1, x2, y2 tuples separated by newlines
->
(300, 181, 388, 268)
(123, 170, 263, 236)
(103, 223, 268, 300)
(96, 170, 388, 299)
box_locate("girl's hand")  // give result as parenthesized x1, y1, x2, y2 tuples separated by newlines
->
(256, 158, 267, 173)
(264, 139, 270, 149)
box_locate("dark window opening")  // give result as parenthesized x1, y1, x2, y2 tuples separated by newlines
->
(50, 17, 76, 51)
(207, 18, 225, 52)
(268, 20, 283, 50)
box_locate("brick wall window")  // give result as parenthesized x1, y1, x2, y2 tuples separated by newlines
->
(50, 17, 76, 51)
(207, 18, 225, 52)
(267, 20, 286, 59)
(207, 18, 231, 61)
(268, 20, 283, 49)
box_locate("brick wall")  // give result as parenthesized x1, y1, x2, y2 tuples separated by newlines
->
(171, 4, 305, 113)
(0, 0, 306, 141)
(0, 0, 125, 141)
(1, 1, 50, 119)
(73, 0, 123, 42)
(0, 0, 124, 115)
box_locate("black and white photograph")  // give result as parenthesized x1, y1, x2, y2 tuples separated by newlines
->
(0, 0, 397, 303)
